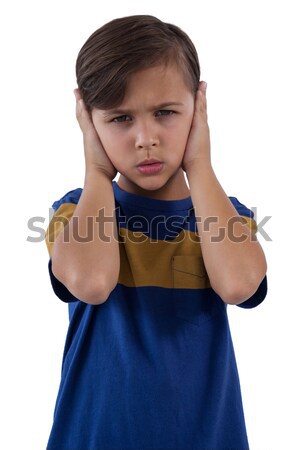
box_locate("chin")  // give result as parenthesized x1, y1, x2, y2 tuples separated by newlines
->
(122, 173, 169, 194)
(136, 178, 166, 192)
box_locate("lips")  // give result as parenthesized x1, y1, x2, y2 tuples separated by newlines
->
(137, 161, 163, 174)
(137, 158, 162, 166)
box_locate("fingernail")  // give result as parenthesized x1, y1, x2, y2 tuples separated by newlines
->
(203, 82, 207, 91)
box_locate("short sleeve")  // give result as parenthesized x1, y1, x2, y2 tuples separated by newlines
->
(228, 196, 258, 233)
(45, 188, 83, 303)
(228, 196, 268, 309)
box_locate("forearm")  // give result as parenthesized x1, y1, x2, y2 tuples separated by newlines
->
(186, 160, 267, 304)
(52, 169, 120, 304)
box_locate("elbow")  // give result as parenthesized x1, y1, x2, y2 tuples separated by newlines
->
(68, 276, 116, 305)
(52, 259, 116, 305)
(218, 284, 257, 306)
(214, 268, 267, 306)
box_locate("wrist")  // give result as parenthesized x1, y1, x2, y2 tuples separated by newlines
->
(185, 158, 213, 178)
(85, 165, 115, 182)
(84, 166, 114, 187)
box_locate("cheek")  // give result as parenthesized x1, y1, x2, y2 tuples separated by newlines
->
(170, 120, 192, 147)
(92, 124, 119, 156)
(167, 121, 193, 162)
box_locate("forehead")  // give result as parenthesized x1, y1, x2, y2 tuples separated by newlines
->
(97, 62, 194, 118)
(123, 63, 190, 101)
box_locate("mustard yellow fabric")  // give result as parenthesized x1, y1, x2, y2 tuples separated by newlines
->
(45, 203, 257, 290)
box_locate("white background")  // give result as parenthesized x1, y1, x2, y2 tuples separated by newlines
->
(1, 0, 299, 449)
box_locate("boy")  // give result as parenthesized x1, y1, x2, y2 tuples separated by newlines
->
(45, 15, 267, 450)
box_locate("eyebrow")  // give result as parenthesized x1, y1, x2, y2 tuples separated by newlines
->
(102, 102, 184, 118)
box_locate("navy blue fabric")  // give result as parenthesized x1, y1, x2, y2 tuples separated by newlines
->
(51, 187, 83, 211)
(48, 258, 77, 303)
(46, 182, 267, 449)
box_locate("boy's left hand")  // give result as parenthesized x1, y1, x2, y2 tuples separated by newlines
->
(182, 81, 211, 172)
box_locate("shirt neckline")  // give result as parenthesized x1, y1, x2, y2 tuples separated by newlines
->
(112, 181, 193, 211)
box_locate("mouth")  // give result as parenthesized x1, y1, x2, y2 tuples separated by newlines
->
(137, 158, 162, 166)
(137, 161, 163, 175)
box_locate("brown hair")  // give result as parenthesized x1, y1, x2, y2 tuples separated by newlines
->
(75, 15, 200, 112)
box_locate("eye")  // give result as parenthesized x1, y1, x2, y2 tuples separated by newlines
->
(111, 110, 176, 123)
(156, 110, 176, 117)
(111, 115, 131, 123)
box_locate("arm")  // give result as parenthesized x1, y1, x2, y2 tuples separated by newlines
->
(183, 82, 267, 305)
(51, 91, 120, 305)
(186, 160, 267, 305)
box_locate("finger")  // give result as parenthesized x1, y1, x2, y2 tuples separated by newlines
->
(197, 81, 207, 93)
(73, 88, 88, 119)
(193, 87, 208, 124)
(195, 87, 207, 114)
(74, 88, 91, 119)
(74, 94, 95, 134)
(73, 88, 82, 102)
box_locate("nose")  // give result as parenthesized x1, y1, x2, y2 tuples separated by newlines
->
(134, 121, 160, 150)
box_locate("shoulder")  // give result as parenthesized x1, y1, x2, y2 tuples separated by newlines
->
(51, 188, 83, 212)
(46, 188, 83, 257)
(228, 196, 254, 218)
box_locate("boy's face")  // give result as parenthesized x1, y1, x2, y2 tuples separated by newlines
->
(91, 62, 195, 199)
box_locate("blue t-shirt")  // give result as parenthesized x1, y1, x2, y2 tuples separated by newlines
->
(46, 181, 267, 450)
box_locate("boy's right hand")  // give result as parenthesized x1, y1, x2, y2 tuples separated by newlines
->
(74, 88, 117, 180)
